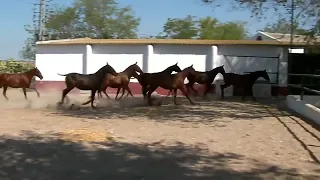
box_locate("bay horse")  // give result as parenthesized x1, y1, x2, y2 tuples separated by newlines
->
(138, 62, 182, 98)
(97, 62, 143, 100)
(220, 69, 270, 101)
(166, 65, 226, 97)
(146, 65, 197, 105)
(0, 67, 43, 100)
(57, 63, 117, 108)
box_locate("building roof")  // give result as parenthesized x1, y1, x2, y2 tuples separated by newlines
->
(258, 31, 320, 43)
(36, 37, 320, 47)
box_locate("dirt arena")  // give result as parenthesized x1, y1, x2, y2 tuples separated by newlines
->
(0, 89, 319, 180)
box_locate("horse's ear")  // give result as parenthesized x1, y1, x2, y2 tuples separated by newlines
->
(175, 62, 178, 65)
(106, 62, 109, 65)
(135, 61, 137, 64)
(264, 69, 266, 71)
(190, 64, 193, 67)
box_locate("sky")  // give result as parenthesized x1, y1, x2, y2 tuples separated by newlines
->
(0, 0, 278, 60)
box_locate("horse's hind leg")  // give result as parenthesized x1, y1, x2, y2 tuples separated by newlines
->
(82, 90, 97, 109)
(22, 88, 28, 99)
(2, 86, 8, 100)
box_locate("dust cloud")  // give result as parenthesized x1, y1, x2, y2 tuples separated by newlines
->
(0, 88, 163, 110)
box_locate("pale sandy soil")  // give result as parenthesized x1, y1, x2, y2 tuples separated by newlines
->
(0, 89, 319, 180)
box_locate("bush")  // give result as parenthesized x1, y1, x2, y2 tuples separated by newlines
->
(0, 60, 34, 73)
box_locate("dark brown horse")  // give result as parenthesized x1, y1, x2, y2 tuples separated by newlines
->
(97, 62, 143, 100)
(0, 67, 43, 100)
(220, 69, 270, 101)
(146, 65, 197, 105)
(166, 65, 226, 97)
(139, 63, 182, 98)
(57, 63, 117, 108)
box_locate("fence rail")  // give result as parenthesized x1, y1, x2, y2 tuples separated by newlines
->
(288, 73, 320, 100)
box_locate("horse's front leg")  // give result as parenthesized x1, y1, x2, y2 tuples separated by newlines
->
(2, 86, 8, 100)
(102, 87, 111, 99)
(179, 85, 197, 105)
(248, 86, 256, 101)
(29, 87, 40, 97)
(115, 88, 122, 100)
(186, 82, 198, 96)
(22, 88, 28, 99)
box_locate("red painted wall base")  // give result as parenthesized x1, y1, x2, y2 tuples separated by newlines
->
(35, 81, 288, 96)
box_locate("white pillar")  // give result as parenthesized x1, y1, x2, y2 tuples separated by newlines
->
(83, 44, 92, 74)
(143, 45, 153, 72)
(278, 47, 288, 87)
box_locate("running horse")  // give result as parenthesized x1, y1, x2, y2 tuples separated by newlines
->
(0, 67, 43, 100)
(138, 62, 182, 98)
(57, 63, 117, 108)
(220, 69, 270, 101)
(97, 62, 143, 100)
(145, 65, 198, 105)
(166, 65, 226, 97)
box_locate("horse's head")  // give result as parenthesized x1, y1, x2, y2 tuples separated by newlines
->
(216, 65, 226, 75)
(168, 62, 182, 73)
(34, 67, 43, 80)
(258, 69, 270, 82)
(131, 71, 140, 80)
(182, 64, 196, 76)
(129, 62, 143, 74)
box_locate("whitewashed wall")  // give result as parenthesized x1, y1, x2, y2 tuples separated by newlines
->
(35, 45, 85, 81)
(89, 45, 145, 82)
(36, 43, 288, 94)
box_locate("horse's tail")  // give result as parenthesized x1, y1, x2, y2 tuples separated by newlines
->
(57, 73, 68, 76)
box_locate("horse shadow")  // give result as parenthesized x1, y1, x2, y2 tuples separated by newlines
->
(49, 95, 293, 125)
(0, 130, 318, 180)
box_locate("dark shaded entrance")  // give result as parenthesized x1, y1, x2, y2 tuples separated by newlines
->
(288, 53, 320, 95)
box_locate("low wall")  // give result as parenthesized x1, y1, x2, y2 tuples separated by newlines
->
(286, 95, 320, 125)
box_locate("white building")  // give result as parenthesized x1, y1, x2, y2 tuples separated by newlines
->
(35, 38, 295, 96)
(251, 31, 320, 54)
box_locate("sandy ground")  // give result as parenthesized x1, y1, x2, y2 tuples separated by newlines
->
(0, 88, 319, 180)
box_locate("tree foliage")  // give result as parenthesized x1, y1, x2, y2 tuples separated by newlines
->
(0, 59, 34, 73)
(158, 16, 248, 39)
(262, 18, 309, 35)
(201, 0, 320, 39)
(21, 0, 141, 59)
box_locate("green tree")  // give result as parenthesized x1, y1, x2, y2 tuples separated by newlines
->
(157, 16, 247, 40)
(160, 15, 199, 39)
(21, 0, 140, 59)
(201, 0, 320, 38)
(262, 18, 309, 35)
